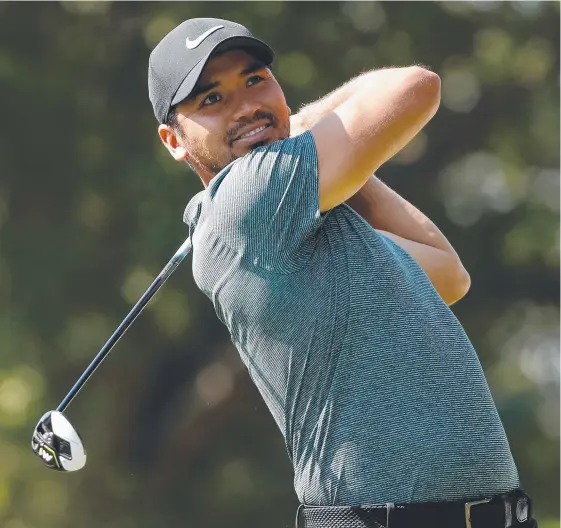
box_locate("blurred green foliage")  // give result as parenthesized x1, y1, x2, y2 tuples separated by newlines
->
(0, 2, 559, 527)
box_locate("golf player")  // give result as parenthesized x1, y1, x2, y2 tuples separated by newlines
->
(148, 18, 536, 528)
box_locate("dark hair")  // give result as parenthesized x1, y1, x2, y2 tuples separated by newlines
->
(165, 106, 180, 132)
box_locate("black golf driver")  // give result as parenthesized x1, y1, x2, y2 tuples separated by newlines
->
(31, 237, 193, 472)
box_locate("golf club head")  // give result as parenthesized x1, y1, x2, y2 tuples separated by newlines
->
(31, 411, 86, 472)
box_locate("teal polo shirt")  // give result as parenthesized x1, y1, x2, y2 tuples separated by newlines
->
(183, 131, 519, 506)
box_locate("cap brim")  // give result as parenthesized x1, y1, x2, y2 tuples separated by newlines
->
(170, 36, 275, 107)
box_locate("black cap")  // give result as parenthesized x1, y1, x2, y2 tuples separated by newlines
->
(148, 18, 275, 124)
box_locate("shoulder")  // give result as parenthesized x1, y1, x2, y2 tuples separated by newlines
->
(221, 131, 317, 182)
(209, 131, 318, 206)
(182, 131, 322, 272)
(183, 190, 205, 228)
(182, 132, 318, 222)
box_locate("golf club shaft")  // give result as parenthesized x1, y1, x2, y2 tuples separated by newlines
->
(57, 237, 193, 412)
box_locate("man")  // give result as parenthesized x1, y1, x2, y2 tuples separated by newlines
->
(148, 17, 536, 528)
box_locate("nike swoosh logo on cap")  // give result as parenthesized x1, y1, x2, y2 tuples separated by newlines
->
(185, 25, 224, 49)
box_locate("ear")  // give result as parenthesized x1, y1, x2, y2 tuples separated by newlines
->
(158, 124, 188, 162)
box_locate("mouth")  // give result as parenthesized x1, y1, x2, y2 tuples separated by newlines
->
(232, 123, 271, 145)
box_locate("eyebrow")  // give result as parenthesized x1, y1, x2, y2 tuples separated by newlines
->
(187, 60, 267, 102)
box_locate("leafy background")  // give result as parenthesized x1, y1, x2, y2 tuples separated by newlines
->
(0, 2, 559, 527)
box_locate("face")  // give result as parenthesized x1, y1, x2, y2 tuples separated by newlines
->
(159, 49, 291, 185)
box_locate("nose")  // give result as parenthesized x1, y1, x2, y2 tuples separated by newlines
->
(231, 92, 263, 123)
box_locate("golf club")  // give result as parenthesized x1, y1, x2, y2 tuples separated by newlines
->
(31, 236, 193, 472)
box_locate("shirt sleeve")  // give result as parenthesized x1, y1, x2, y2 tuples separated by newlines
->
(208, 131, 324, 273)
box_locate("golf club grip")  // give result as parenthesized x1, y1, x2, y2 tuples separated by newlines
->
(57, 237, 193, 412)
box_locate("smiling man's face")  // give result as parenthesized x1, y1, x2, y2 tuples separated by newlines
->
(158, 49, 291, 184)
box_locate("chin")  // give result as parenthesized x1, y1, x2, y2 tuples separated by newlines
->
(232, 129, 287, 157)
(235, 140, 267, 156)
(251, 132, 287, 150)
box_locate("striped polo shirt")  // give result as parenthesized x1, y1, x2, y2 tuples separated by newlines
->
(183, 131, 519, 506)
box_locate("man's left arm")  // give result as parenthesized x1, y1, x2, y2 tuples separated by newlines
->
(345, 175, 471, 305)
(290, 88, 470, 306)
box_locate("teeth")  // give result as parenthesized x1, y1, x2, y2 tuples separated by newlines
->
(239, 125, 267, 140)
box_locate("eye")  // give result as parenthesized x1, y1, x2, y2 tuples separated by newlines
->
(247, 75, 264, 87)
(201, 93, 222, 107)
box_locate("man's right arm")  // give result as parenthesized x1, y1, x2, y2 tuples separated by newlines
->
(293, 67, 441, 212)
